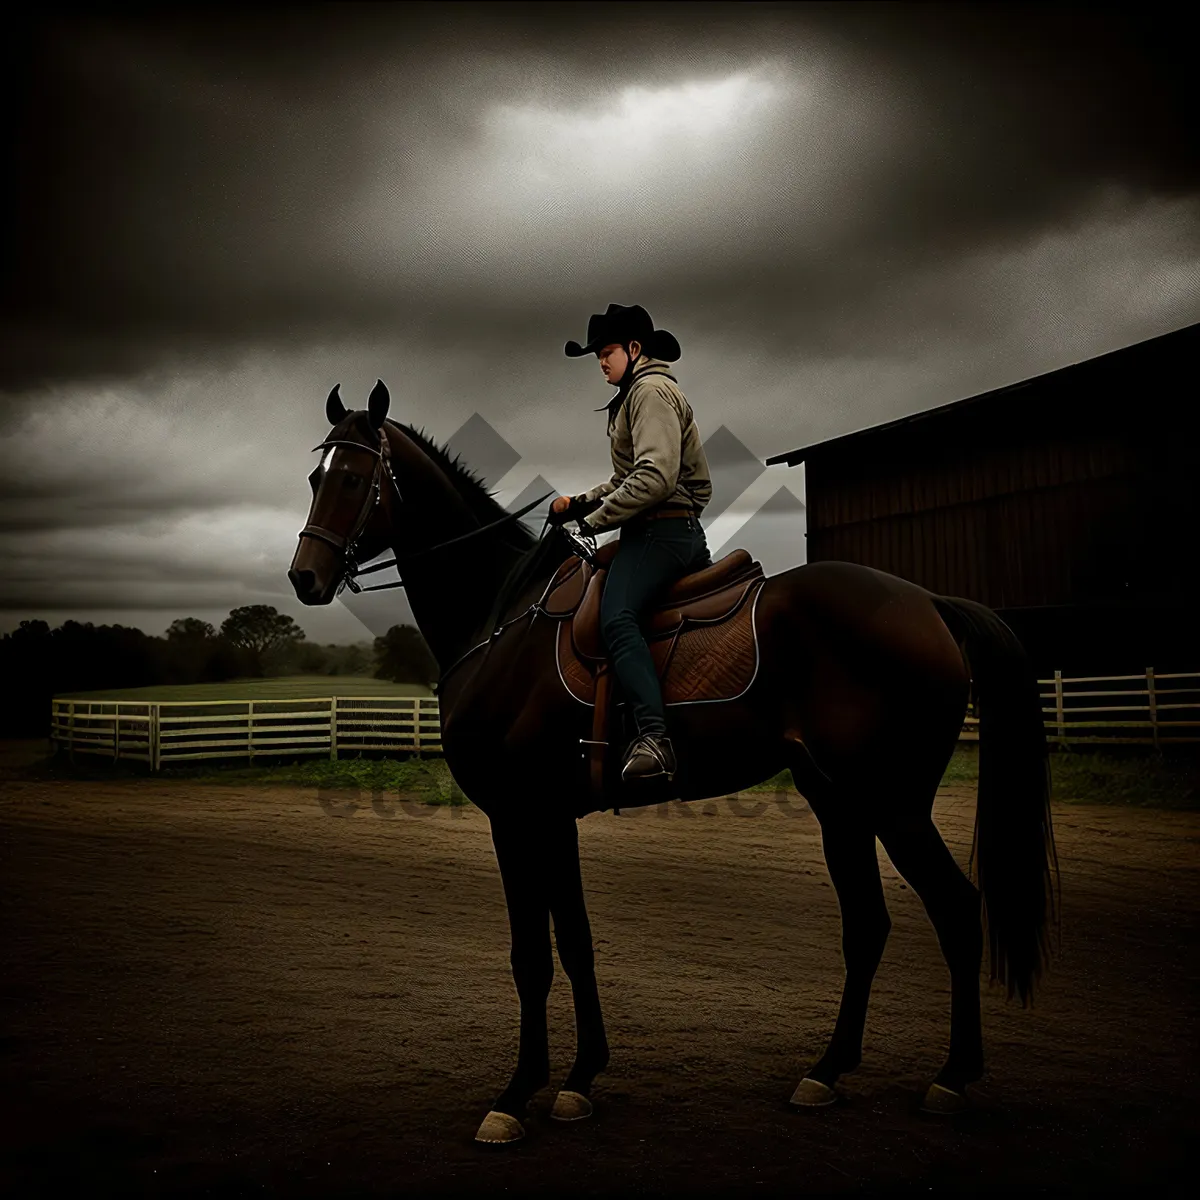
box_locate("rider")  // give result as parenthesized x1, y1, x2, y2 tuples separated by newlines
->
(551, 304, 713, 784)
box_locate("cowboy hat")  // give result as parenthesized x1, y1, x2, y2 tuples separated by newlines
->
(564, 303, 681, 362)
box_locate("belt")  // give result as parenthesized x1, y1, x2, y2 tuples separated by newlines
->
(628, 506, 696, 522)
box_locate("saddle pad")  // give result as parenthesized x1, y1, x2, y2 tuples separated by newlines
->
(556, 576, 765, 707)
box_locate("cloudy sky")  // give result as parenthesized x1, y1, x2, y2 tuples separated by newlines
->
(2, 2, 1196, 643)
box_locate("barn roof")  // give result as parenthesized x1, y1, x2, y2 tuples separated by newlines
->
(765, 320, 1198, 467)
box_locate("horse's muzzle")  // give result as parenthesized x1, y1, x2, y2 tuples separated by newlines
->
(289, 566, 338, 605)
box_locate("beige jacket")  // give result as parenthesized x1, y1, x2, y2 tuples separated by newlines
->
(575, 357, 712, 533)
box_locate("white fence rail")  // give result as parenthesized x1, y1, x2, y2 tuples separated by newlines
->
(959, 669, 1200, 748)
(50, 696, 442, 770)
(50, 670, 1200, 769)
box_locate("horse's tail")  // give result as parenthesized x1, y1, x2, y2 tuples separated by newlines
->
(931, 595, 1060, 1006)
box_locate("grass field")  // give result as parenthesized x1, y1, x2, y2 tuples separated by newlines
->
(53, 675, 433, 703)
(746, 745, 1197, 809)
(15, 736, 1197, 810)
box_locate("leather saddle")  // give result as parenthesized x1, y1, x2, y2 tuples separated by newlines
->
(536, 539, 766, 808)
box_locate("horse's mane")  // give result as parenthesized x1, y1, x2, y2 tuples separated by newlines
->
(387, 418, 535, 550)
(381, 417, 573, 637)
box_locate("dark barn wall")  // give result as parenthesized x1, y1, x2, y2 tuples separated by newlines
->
(806, 431, 1157, 608)
(799, 324, 1198, 674)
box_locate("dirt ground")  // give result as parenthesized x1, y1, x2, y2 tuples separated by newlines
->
(1, 740, 1197, 1197)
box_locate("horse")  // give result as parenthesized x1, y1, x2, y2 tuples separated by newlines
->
(288, 380, 1059, 1145)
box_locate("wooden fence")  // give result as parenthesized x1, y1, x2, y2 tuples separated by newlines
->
(50, 696, 442, 770)
(50, 670, 1200, 768)
(959, 669, 1200, 748)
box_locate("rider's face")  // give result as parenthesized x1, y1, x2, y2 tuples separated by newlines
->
(598, 340, 641, 385)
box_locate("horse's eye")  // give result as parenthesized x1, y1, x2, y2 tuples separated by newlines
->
(345, 476, 361, 490)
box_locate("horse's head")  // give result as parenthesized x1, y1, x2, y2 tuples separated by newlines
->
(288, 380, 399, 605)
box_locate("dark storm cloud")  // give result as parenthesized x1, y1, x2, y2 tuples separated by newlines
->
(0, 483, 304, 612)
(2, 2, 1194, 391)
(2, 2, 1196, 641)
(0, 492, 258, 534)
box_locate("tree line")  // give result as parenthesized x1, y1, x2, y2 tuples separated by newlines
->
(0, 606, 439, 736)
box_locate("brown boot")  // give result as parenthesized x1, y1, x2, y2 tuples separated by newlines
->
(620, 733, 677, 783)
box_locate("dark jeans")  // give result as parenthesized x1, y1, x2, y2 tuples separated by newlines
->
(600, 514, 712, 738)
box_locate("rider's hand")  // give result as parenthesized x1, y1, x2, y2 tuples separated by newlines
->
(548, 494, 600, 531)
(548, 495, 575, 526)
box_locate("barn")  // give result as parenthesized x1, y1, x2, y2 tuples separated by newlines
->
(765, 322, 1199, 675)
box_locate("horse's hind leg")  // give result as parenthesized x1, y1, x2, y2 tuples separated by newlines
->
(876, 811, 983, 1112)
(791, 760, 892, 1106)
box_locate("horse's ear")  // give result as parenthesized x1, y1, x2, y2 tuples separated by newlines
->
(367, 379, 391, 429)
(326, 384, 346, 426)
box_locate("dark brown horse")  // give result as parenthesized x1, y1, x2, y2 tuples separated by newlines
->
(289, 382, 1059, 1144)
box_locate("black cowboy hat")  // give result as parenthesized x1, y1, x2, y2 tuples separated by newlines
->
(564, 303, 681, 362)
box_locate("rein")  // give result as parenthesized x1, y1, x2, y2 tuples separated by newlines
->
(435, 522, 600, 689)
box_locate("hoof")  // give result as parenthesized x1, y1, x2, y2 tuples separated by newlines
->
(920, 1082, 968, 1114)
(790, 1077, 838, 1108)
(474, 1110, 526, 1144)
(550, 1090, 594, 1122)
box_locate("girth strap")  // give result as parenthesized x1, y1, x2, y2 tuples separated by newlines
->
(589, 666, 612, 810)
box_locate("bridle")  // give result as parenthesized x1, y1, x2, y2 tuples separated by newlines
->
(298, 424, 553, 595)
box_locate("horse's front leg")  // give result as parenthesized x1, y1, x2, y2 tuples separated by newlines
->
(547, 818, 609, 1121)
(476, 818, 554, 1144)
